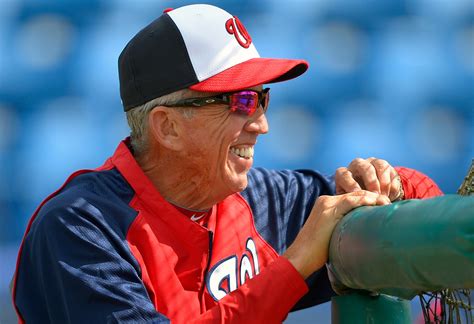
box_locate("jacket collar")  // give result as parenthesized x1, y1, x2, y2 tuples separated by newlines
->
(110, 138, 215, 234)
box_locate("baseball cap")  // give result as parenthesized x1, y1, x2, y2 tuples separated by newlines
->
(119, 4, 309, 111)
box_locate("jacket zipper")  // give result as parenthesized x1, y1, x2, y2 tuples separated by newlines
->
(199, 231, 214, 312)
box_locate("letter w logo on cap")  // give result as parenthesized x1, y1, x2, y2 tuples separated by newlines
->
(226, 16, 252, 48)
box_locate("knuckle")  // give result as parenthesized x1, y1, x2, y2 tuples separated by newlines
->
(352, 190, 369, 198)
(344, 190, 358, 198)
(374, 161, 391, 174)
(316, 195, 331, 206)
(353, 157, 364, 165)
(335, 167, 347, 176)
(343, 196, 360, 208)
(372, 158, 388, 167)
(349, 158, 364, 167)
(341, 194, 354, 202)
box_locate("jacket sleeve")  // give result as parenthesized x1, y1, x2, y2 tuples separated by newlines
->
(395, 167, 443, 198)
(14, 196, 170, 324)
(241, 168, 337, 311)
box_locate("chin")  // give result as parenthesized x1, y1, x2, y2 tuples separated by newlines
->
(226, 174, 249, 194)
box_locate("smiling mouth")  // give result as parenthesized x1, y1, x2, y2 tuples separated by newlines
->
(229, 146, 254, 159)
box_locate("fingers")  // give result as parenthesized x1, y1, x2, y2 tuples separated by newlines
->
(337, 157, 401, 200)
(317, 190, 390, 223)
(389, 174, 404, 201)
(284, 190, 391, 278)
(370, 158, 393, 196)
(329, 190, 391, 218)
(335, 167, 361, 194)
(348, 158, 380, 193)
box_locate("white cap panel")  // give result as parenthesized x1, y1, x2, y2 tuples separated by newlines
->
(168, 4, 259, 81)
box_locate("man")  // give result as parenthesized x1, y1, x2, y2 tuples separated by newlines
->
(12, 4, 442, 323)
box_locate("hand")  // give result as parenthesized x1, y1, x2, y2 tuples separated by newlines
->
(283, 191, 391, 279)
(335, 157, 404, 201)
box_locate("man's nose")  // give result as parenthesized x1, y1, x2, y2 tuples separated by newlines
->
(244, 109, 269, 134)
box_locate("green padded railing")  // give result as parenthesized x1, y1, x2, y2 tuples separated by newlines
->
(327, 195, 474, 323)
(328, 195, 474, 298)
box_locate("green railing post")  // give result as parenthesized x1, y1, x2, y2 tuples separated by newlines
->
(331, 293, 411, 324)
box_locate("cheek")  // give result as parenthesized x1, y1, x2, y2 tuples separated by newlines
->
(182, 112, 246, 161)
(181, 127, 227, 165)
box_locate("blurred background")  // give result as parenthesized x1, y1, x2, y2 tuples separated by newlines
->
(0, 0, 472, 322)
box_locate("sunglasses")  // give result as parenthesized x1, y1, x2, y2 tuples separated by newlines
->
(167, 88, 270, 116)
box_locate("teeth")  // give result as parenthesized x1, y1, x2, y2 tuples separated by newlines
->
(230, 146, 254, 159)
(247, 147, 253, 158)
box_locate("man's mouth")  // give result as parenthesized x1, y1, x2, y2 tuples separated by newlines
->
(229, 145, 254, 159)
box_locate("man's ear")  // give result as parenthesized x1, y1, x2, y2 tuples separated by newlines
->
(148, 107, 184, 151)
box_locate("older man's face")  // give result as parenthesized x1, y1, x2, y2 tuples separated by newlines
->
(176, 87, 269, 199)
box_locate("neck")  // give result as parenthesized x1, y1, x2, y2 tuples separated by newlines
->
(167, 198, 209, 213)
(135, 148, 223, 210)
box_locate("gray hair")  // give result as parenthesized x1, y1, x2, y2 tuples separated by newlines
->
(126, 88, 212, 157)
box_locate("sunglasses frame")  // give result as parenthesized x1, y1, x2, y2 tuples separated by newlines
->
(166, 88, 270, 116)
